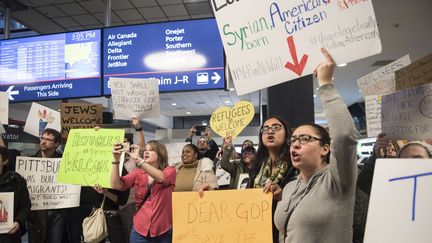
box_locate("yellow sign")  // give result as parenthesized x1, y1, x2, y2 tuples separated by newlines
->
(56, 129, 124, 188)
(173, 189, 272, 243)
(210, 101, 255, 139)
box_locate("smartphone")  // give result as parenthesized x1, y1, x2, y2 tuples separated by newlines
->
(120, 142, 130, 152)
(195, 125, 206, 136)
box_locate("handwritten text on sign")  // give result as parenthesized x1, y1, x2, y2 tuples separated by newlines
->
(212, 0, 381, 95)
(15, 157, 80, 210)
(357, 55, 411, 96)
(56, 129, 124, 188)
(381, 83, 432, 140)
(210, 101, 255, 139)
(396, 53, 432, 91)
(173, 189, 272, 243)
(60, 103, 103, 138)
(364, 159, 432, 243)
(110, 77, 160, 119)
(365, 95, 381, 137)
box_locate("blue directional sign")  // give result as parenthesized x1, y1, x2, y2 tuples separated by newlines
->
(103, 18, 225, 94)
(0, 29, 102, 102)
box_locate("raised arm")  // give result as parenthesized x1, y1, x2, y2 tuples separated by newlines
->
(219, 136, 236, 174)
(316, 48, 358, 192)
(110, 143, 126, 190)
(132, 117, 145, 149)
(130, 145, 165, 183)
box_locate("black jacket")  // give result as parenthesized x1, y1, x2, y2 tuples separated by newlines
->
(0, 171, 31, 243)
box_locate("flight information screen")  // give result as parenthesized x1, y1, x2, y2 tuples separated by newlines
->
(0, 29, 102, 102)
(103, 18, 225, 94)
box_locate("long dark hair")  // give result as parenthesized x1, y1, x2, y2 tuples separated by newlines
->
(248, 116, 292, 187)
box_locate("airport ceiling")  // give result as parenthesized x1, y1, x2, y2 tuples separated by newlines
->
(3, 0, 432, 119)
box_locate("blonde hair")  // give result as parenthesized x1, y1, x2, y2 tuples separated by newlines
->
(147, 140, 169, 169)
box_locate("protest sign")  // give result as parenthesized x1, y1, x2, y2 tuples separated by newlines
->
(396, 53, 432, 91)
(60, 103, 103, 138)
(56, 129, 124, 188)
(215, 161, 231, 187)
(24, 102, 61, 138)
(173, 189, 272, 243)
(210, 101, 255, 139)
(212, 0, 382, 95)
(165, 142, 188, 165)
(365, 95, 381, 137)
(357, 55, 411, 96)
(15, 157, 80, 210)
(0, 192, 13, 233)
(381, 83, 432, 140)
(237, 173, 250, 189)
(364, 159, 432, 243)
(110, 78, 160, 119)
(0, 92, 8, 125)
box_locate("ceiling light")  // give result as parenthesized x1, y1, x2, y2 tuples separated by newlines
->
(171, 103, 177, 106)
(337, 63, 347, 67)
(224, 100, 230, 104)
(186, 111, 191, 115)
(202, 122, 207, 126)
(229, 87, 235, 91)
(313, 94, 317, 98)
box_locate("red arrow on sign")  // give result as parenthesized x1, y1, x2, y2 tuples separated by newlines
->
(284, 36, 308, 76)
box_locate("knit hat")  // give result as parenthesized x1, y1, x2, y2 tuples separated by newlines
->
(399, 141, 432, 158)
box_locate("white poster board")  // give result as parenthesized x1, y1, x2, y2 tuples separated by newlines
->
(357, 55, 411, 96)
(110, 78, 160, 119)
(16, 156, 81, 210)
(365, 95, 381, 137)
(0, 92, 8, 125)
(212, 0, 382, 95)
(165, 142, 188, 165)
(24, 102, 61, 138)
(0, 192, 14, 234)
(381, 83, 432, 140)
(215, 161, 231, 186)
(365, 159, 432, 243)
(237, 173, 250, 189)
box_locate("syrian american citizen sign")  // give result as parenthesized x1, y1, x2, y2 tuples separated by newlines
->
(211, 0, 382, 95)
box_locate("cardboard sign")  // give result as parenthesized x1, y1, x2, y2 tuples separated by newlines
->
(24, 102, 61, 138)
(56, 129, 125, 188)
(396, 53, 432, 91)
(110, 77, 160, 119)
(60, 103, 103, 138)
(165, 142, 188, 165)
(15, 157, 80, 210)
(0, 192, 13, 233)
(210, 101, 255, 139)
(365, 95, 382, 137)
(172, 189, 272, 243)
(364, 159, 432, 243)
(0, 92, 8, 125)
(381, 83, 432, 140)
(357, 55, 411, 96)
(212, 0, 382, 95)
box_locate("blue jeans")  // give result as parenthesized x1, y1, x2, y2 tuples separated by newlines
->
(130, 226, 172, 243)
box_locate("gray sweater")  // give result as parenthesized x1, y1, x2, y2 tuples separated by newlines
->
(274, 84, 358, 243)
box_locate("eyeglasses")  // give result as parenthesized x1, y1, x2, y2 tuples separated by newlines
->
(261, 124, 283, 134)
(290, 134, 322, 145)
(40, 137, 55, 142)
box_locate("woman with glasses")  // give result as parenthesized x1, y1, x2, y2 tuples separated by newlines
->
(274, 48, 358, 243)
(248, 113, 297, 243)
